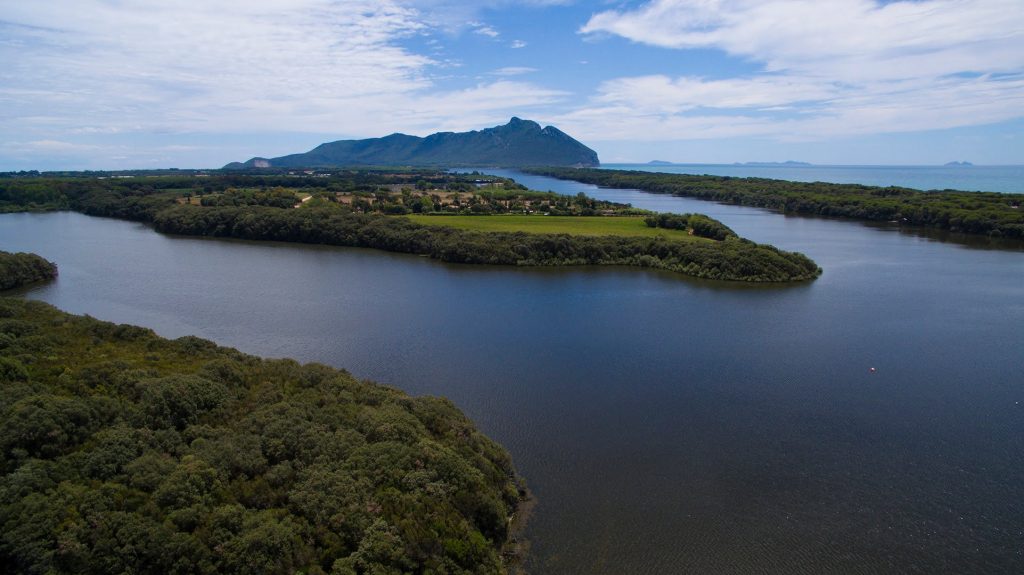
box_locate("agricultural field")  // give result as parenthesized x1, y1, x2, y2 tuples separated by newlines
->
(405, 214, 704, 240)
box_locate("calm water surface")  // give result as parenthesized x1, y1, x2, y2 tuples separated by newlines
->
(2, 172, 1023, 574)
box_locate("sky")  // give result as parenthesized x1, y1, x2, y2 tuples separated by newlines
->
(1, 0, 1023, 170)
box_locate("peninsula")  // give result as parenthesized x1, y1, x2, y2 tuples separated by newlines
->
(0, 169, 821, 282)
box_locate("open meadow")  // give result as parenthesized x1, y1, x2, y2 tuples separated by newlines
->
(405, 214, 704, 240)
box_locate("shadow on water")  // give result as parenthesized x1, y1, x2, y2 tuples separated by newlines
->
(858, 220, 1024, 251)
(157, 225, 818, 291)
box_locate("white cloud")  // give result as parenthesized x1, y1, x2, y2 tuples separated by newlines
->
(376, 81, 569, 135)
(582, 0, 1024, 78)
(0, 0, 575, 167)
(0, 0, 579, 168)
(469, 21, 501, 38)
(1, 1, 437, 136)
(20, 140, 101, 152)
(594, 75, 838, 113)
(3, 0, 1019, 168)
(492, 66, 539, 76)
(578, 0, 1024, 140)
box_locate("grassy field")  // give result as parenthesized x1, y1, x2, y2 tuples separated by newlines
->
(405, 214, 704, 240)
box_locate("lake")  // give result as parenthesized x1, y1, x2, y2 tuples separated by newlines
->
(2, 171, 1023, 574)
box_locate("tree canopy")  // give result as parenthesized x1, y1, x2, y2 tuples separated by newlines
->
(0, 298, 524, 574)
(0, 251, 58, 291)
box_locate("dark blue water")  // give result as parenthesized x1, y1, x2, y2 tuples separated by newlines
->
(2, 174, 1023, 574)
(601, 163, 1024, 193)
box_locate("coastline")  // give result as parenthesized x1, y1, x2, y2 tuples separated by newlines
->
(524, 167, 1024, 242)
(598, 163, 1024, 194)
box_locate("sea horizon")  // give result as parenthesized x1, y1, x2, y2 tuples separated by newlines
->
(599, 162, 1024, 194)
(607, 161, 1024, 167)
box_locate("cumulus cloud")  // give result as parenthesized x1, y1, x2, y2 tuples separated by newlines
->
(581, 0, 1024, 78)
(2, 1, 428, 133)
(0, 1, 562, 136)
(578, 0, 1024, 140)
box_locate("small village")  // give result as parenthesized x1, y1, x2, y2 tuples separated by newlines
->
(180, 172, 644, 217)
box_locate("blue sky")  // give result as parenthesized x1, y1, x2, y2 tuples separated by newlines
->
(1, 0, 1022, 169)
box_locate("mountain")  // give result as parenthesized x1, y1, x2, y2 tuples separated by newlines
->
(224, 117, 599, 169)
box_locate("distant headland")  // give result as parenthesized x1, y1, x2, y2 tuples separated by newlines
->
(224, 117, 599, 169)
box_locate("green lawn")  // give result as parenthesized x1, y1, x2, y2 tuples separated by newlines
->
(405, 214, 704, 240)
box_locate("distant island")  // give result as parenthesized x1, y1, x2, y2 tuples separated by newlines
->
(647, 160, 674, 165)
(224, 117, 599, 169)
(944, 161, 974, 167)
(734, 161, 812, 166)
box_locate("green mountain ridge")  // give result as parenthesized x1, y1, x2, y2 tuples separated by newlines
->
(224, 118, 599, 169)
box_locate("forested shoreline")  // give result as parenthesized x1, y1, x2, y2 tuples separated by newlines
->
(0, 297, 525, 574)
(0, 251, 58, 291)
(525, 167, 1024, 239)
(0, 172, 821, 282)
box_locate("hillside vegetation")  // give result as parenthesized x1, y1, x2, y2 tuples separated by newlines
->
(224, 118, 599, 169)
(0, 297, 523, 574)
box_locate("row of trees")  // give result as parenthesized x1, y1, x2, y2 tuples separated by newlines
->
(0, 170, 527, 213)
(0, 297, 524, 574)
(199, 188, 298, 209)
(644, 213, 737, 241)
(344, 188, 645, 217)
(527, 168, 1024, 239)
(0, 251, 58, 290)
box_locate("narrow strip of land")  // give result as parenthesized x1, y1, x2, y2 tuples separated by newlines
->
(524, 167, 1024, 240)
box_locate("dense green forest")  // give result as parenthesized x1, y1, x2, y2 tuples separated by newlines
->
(0, 251, 58, 291)
(0, 169, 517, 214)
(644, 213, 736, 241)
(0, 172, 820, 282)
(0, 297, 524, 574)
(525, 168, 1024, 239)
(151, 204, 819, 281)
